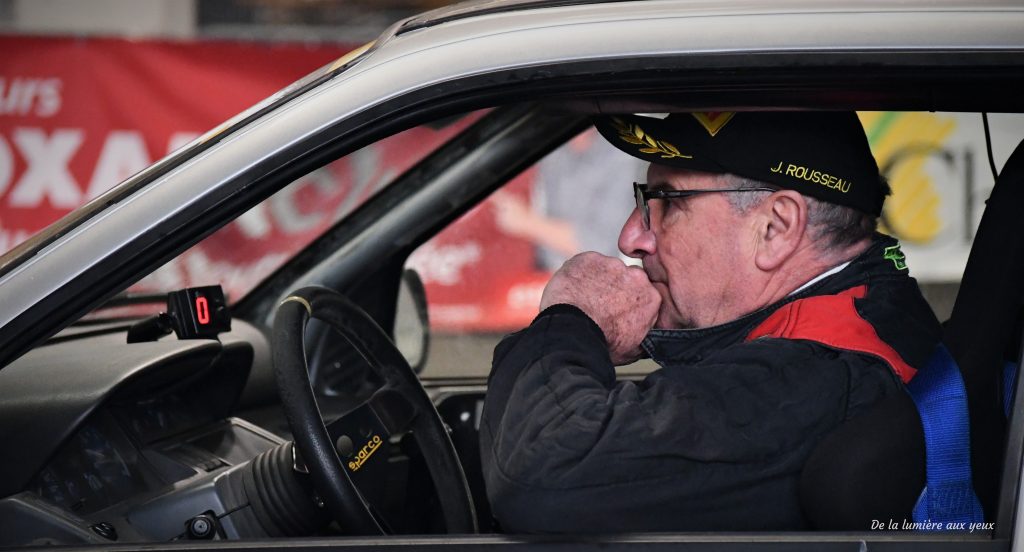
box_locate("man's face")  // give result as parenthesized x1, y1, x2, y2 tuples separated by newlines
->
(618, 165, 759, 329)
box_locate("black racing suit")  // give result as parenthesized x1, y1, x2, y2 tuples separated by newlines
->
(479, 236, 941, 532)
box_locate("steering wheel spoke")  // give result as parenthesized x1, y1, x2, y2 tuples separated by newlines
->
(367, 387, 419, 435)
(324, 403, 392, 472)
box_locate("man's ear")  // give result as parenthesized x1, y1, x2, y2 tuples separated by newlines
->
(754, 190, 808, 271)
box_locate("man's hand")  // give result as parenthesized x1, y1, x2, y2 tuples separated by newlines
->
(540, 252, 661, 365)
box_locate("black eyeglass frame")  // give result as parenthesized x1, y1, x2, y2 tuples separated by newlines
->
(633, 182, 777, 230)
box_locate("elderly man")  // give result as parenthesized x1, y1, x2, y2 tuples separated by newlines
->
(479, 112, 941, 532)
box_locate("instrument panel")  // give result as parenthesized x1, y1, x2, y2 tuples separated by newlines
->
(31, 414, 152, 516)
(0, 316, 287, 546)
(12, 320, 262, 519)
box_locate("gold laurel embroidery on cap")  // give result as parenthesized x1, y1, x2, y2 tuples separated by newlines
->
(692, 112, 736, 137)
(611, 117, 692, 159)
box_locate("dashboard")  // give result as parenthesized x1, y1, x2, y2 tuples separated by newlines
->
(0, 320, 285, 546)
(0, 313, 493, 546)
(32, 414, 151, 517)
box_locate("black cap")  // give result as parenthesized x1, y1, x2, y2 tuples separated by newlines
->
(594, 112, 884, 215)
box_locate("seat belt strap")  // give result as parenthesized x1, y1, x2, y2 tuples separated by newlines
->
(906, 343, 985, 525)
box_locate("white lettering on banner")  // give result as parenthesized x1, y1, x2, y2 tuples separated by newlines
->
(236, 205, 272, 239)
(0, 78, 62, 118)
(8, 128, 83, 208)
(271, 169, 335, 234)
(87, 131, 152, 199)
(0, 128, 203, 210)
(407, 242, 482, 286)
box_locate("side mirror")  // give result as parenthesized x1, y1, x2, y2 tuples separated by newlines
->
(394, 269, 430, 374)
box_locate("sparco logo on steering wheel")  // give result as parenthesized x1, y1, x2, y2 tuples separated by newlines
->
(347, 435, 383, 472)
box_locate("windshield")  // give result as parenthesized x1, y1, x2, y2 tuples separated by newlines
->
(123, 113, 483, 306)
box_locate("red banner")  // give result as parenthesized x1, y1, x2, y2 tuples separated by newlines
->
(0, 36, 554, 333)
(0, 36, 354, 246)
(407, 175, 552, 332)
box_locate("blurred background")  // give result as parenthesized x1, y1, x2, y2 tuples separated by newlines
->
(0, 0, 452, 42)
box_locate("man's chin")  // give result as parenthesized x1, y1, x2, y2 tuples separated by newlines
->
(650, 286, 687, 330)
(653, 308, 695, 330)
(653, 313, 681, 330)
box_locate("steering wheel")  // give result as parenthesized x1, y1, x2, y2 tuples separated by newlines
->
(272, 286, 477, 534)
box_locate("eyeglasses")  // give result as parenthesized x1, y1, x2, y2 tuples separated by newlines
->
(633, 182, 777, 230)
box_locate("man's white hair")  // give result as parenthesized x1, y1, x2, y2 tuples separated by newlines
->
(714, 173, 880, 249)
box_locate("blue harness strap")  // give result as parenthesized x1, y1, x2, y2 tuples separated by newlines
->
(905, 343, 985, 526)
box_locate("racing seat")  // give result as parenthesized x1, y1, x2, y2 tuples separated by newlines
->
(800, 133, 1024, 530)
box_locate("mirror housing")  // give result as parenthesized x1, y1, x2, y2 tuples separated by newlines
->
(394, 269, 430, 374)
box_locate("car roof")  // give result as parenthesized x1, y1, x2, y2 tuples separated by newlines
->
(397, 0, 1022, 35)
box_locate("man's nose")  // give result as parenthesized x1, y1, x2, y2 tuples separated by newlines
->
(618, 208, 656, 259)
